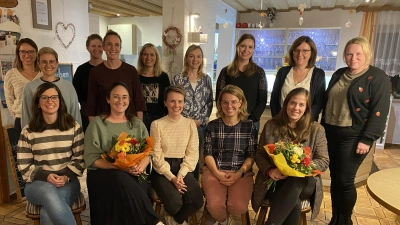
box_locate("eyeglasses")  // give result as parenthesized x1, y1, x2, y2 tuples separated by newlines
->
(39, 60, 57, 66)
(221, 100, 240, 106)
(19, 50, 36, 56)
(293, 49, 311, 54)
(111, 95, 130, 102)
(40, 95, 59, 102)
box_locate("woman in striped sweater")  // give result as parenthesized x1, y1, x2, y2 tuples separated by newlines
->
(17, 82, 85, 225)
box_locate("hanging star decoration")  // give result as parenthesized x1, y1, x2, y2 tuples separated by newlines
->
(349, 9, 354, 14)
(298, 3, 306, 25)
(260, 11, 265, 17)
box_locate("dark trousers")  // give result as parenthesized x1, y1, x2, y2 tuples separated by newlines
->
(324, 124, 368, 217)
(193, 125, 205, 180)
(143, 113, 164, 133)
(265, 176, 315, 225)
(150, 158, 203, 224)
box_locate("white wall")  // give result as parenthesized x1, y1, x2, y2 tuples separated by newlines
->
(14, 0, 89, 72)
(239, 9, 364, 70)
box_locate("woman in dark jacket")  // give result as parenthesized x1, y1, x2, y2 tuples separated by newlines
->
(270, 36, 325, 121)
(322, 36, 391, 225)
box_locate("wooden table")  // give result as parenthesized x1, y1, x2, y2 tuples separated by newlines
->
(367, 168, 400, 223)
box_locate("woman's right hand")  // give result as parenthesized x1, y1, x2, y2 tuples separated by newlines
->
(268, 168, 287, 181)
(171, 174, 187, 194)
(215, 170, 228, 183)
(47, 173, 66, 187)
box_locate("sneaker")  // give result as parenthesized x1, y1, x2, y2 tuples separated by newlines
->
(156, 222, 165, 225)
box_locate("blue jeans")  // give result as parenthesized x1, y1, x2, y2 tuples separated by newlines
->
(25, 177, 81, 225)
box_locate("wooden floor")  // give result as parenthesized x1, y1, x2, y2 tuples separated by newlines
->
(1, 108, 400, 225)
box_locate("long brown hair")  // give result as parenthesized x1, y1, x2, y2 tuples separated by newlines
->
(182, 44, 206, 79)
(216, 85, 248, 121)
(227, 33, 257, 77)
(137, 43, 165, 77)
(29, 83, 75, 132)
(272, 88, 313, 143)
(288, 36, 317, 68)
(14, 38, 40, 72)
(102, 82, 136, 128)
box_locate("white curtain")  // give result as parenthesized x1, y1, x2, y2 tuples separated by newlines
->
(374, 11, 400, 77)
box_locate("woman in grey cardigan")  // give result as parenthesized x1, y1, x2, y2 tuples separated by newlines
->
(252, 88, 329, 225)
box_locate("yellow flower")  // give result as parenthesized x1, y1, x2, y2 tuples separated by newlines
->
(291, 154, 300, 163)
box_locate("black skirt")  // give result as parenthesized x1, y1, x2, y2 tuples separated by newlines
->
(87, 169, 159, 225)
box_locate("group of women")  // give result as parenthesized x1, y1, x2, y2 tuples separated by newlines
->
(3, 27, 390, 225)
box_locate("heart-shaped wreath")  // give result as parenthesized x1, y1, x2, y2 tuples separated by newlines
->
(55, 22, 76, 49)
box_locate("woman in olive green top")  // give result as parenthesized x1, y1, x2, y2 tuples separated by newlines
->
(84, 82, 162, 225)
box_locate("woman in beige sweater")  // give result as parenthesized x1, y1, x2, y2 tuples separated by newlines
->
(150, 85, 203, 225)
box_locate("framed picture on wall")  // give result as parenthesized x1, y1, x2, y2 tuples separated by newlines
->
(31, 0, 52, 30)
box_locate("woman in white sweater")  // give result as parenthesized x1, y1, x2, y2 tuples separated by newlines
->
(150, 85, 203, 225)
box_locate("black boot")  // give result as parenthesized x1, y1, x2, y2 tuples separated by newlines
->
(328, 209, 339, 225)
(337, 215, 353, 225)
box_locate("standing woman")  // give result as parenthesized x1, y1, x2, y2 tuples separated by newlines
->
(322, 36, 391, 225)
(202, 85, 257, 224)
(4, 38, 41, 133)
(216, 33, 267, 131)
(86, 30, 146, 121)
(21, 47, 81, 129)
(73, 34, 103, 132)
(138, 43, 170, 132)
(4, 38, 42, 195)
(270, 36, 325, 121)
(172, 44, 213, 180)
(17, 82, 85, 225)
(150, 85, 203, 225)
(84, 82, 163, 225)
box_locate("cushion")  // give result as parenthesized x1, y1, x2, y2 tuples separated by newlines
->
(26, 192, 86, 215)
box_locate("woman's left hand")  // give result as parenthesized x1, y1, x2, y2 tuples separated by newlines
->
(220, 171, 241, 186)
(356, 142, 370, 154)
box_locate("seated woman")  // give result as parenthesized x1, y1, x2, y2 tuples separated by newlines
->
(252, 88, 329, 225)
(84, 82, 162, 225)
(202, 84, 258, 225)
(150, 85, 203, 225)
(17, 82, 85, 225)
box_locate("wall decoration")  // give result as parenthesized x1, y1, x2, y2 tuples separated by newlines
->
(31, 0, 52, 30)
(55, 22, 76, 48)
(0, 60, 12, 78)
(162, 25, 182, 74)
(0, 30, 20, 55)
(298, 3, 306, 25)
(55, 63, 73, 83)
(0, 0, 18, 8)
(266, 7, 277, 27)
(0, 8, 20, 25)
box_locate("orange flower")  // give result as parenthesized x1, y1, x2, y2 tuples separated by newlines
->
(304, 146, 311, 157)
(267, 144, 275, 154)
(119, 140, 125, 146)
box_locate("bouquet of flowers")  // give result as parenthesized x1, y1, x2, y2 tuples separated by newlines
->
(266, 7, 278, 23)
(101, 131, 154, 183)
(263, 140, 323, 191)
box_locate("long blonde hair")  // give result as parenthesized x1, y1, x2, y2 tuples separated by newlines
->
(216, 85, 249, 121)
(227, 33, 257, 77)
(182, 44, 206, 79)
(137, 43, 165, 77)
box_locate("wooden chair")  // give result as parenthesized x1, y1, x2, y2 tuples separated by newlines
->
(25, 192, 86, 225)
(200, 203, 251, 225)
(256, 199, 311, 225)
(148, 183, 198, 224)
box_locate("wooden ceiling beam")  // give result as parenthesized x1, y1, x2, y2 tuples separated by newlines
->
(105, 0, 162, 15)
(91, 2, 145, 17)
(90, 9, 119, 18)
(356, 5, 400, 12)
(238, 4, 399, 13)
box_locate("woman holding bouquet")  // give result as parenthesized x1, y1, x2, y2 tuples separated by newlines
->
(252, 88, 329, 225)
(150, 85, 203, 225)
(17, 82, 85, 225)
(84, 82, 163, 225)
(202, 85, 257, 224)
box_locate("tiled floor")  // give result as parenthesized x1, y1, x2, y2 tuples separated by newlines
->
(1, 146, 399, 225)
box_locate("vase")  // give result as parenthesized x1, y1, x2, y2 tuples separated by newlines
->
(269, 22, 274, 28)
